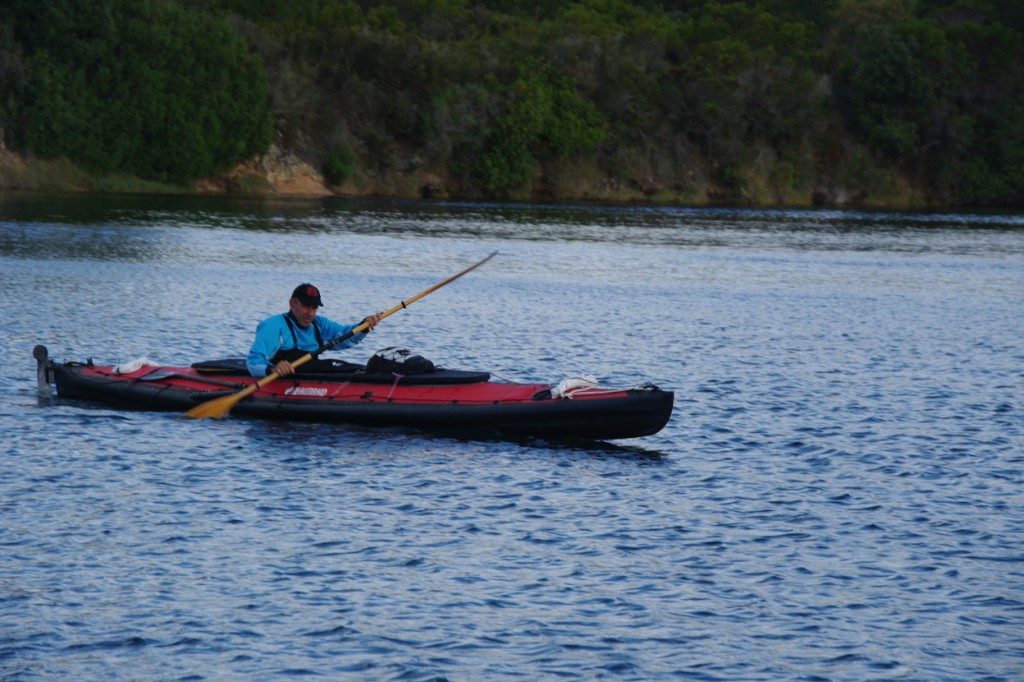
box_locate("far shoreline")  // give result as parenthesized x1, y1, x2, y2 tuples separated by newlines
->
(2, 147, 1020, 213)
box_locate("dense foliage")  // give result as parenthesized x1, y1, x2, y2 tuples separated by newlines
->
(0, 0, 271, 182)
(1, 0, 1021, 205)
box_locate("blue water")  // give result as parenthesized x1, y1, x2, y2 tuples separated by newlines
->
(2, 193, 1023, 680)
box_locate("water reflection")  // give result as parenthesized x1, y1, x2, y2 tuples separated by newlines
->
(2, 193, 1022, 262)
(240, 418, 670, 462)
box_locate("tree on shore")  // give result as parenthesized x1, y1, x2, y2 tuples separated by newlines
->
(0, 0, 271, 183)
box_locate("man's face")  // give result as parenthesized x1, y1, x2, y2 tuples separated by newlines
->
(289, 298, 318, 328)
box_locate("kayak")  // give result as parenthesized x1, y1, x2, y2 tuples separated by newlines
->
(34, 346, 674, 441)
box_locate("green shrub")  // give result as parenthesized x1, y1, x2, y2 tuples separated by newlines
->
(323, 146, 356, 185)
(479, 67, 606, 191)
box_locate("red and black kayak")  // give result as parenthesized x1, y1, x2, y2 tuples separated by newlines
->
(34, 346, 673, 441)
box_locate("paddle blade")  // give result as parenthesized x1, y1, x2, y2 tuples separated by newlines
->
(184, 391, 245, 419)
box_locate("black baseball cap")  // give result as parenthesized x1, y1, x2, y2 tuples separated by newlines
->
(292, 283, 324, 307)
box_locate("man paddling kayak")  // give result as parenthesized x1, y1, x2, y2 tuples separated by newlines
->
(246, 283, 383, 378)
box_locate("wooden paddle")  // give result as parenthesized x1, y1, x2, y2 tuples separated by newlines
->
(184, 251, 498, 419)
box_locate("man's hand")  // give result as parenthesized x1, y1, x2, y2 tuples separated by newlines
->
(273, 360, 295, 376)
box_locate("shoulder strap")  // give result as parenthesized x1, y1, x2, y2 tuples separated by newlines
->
(282, 313, 299, 347)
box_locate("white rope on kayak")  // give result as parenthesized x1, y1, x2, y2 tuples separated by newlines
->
(385, 373, 402, 401)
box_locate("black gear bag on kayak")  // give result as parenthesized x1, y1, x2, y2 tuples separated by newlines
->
(367, 347, 435, 375)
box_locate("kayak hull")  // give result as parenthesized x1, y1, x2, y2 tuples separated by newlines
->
(40, 350, 674, 441)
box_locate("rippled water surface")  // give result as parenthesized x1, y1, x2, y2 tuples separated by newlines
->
(2, 193, 1023, 680)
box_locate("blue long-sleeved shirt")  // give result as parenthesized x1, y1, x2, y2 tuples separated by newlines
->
(246, 313, 368, 377)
